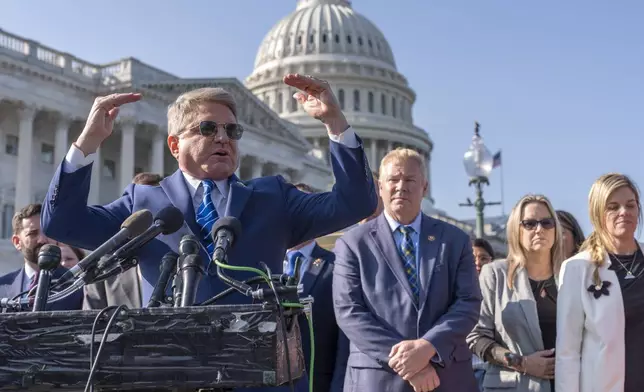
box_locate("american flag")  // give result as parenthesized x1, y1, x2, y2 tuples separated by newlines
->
(492, 150, 502, 169)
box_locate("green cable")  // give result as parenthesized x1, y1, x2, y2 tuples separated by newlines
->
(214, 261, 315, 392)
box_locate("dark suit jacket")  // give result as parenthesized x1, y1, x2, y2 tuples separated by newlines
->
(333, 214, 482, 392)
(298, 243, 344, 392)
(83, 266, 142, 309)
(41, 138, 377, 392)
(0, 267, 83, 311)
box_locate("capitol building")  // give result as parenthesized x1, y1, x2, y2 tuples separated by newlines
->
(0, 0, 505, 266)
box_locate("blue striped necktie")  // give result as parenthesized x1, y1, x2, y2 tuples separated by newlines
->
(196, 179, 219, 256)
(398, 225, 419, 302)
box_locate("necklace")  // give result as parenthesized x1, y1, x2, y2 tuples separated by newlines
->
(610, 251, 640, 280)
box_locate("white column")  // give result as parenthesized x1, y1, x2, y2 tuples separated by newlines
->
(15, 106, 36, 209)
(119, 121, 136, 191)
(252, 159, 264, 178)
(54, 114, 71, 165)
(150, 130, 165, 176)
(370, 138, 378, 169)
(89, 147, 101, 204)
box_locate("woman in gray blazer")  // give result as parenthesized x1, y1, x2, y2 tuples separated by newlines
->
(467, 194, 564, 392)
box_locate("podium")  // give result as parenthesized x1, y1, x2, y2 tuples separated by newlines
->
(0, 304, 305, 391)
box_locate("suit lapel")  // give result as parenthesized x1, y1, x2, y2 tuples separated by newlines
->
(514, 267, 544, 350)
(224, 175, 253, 219)
(370, 215, 416, 301)
(300, 244, 328, 296)
(11, 268, 25, 297)
(417, 215, 443, 310)
(160, 170, 201, 238)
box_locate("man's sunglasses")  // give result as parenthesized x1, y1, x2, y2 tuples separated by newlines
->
(193, 121, 244, 140)
(521, 218, 555, 231)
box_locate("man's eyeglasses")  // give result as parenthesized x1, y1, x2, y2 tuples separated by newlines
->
(188, 121, 244, 140)
(521, 218, 555, 231)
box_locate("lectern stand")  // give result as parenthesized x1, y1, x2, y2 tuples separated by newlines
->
(0, 304, 304, 391)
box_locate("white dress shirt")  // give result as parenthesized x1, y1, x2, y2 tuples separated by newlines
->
(22, 262, 37, 293)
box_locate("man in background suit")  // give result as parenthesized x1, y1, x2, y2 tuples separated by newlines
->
(0, 203, 82, 311)
(284, 183, 343, 392)
(82, 172, 162, 310)
(333, 148, 481, 391)
(41, 74, 376, 392)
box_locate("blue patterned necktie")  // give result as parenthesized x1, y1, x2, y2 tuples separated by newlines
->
(196, 179, 219, 256)
(398, 225, 419, 302)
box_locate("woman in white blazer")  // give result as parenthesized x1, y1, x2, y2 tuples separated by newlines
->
(556, 173, 644, 392)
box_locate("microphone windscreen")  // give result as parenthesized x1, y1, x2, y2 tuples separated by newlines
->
(37, 244, 62, 270)
(179, 235, 200, 255)
(210, 216, 242, 243)
(155, 206, 185, 235)
(122, 209, 154, 237)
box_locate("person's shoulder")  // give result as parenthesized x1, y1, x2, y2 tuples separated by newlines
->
(340, 218, 376, 243)
(424, 214, 470, 242)
(0, 268, 21, 285)
(561, 250, 594, 271)
(482, 259, 509, 275)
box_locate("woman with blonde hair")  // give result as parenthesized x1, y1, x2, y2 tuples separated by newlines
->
(468, 194, 564, 391)
(556, 173, 643, 392)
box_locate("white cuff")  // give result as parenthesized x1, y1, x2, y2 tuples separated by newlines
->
(328, 127, 359, 148)
(63, 144, 96, 173)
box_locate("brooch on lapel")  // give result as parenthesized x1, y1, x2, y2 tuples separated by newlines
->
(313, 258, 323, 267)
(587, 281, 611, 299)
(427, 235, 435, 241)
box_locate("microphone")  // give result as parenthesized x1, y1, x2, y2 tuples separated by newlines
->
(94, 206, 185, 276)
(176, 235, 200, 307)
(56, 210, 153, 286)
(147, 251, 179, 308)
(33, 245, 62, 311)
(211, 217, 242, 262)
(179, 253, 204, 307)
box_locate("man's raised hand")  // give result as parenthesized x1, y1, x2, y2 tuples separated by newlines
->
(75, 93, 142, 155)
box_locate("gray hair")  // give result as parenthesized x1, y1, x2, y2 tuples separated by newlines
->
(167, 87, 237, 136)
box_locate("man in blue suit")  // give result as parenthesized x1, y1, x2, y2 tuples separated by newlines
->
(0, 203, 82, 311)
(40, 74, 376, 391)
(333, 148, 481, 392)
(284, 183, 344, 392)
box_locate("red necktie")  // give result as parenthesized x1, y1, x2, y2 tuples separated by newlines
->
(28, 274, 38, 293)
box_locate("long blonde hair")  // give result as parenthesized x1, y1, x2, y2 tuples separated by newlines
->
(506, 194, 564, 289)
(580, 173, 642, 287)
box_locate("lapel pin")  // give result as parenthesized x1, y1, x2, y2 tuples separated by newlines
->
(313, 258, 323, 267)
(427, 235, 435, 241)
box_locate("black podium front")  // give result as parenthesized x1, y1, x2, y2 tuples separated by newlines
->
(0, 304, 304, 391)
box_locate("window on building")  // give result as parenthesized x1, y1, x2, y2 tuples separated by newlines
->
(339, 89, 345, 110)
(103, 159, 116, 179)
(392, 97, 397, 118)
(41, 143, 54, 164)
(358, 37, 363, 46)
(277, 92, 283, 113)
(335, 34, 340, 43)
(2, 204, 14, 239)
(322, 34, 327, 43)
(347, 35, 352, 44)
(368, 92, 374, 113)
(5, 135, 18, 156)
(381, 94, 387, 115)
(353, 90, 360, 111)
(290, 90, 298, 112)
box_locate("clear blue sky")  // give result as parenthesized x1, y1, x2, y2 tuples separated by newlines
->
(2, 0, 644, 238)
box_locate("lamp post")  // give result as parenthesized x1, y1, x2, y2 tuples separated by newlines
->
(459, 122, 501, 239)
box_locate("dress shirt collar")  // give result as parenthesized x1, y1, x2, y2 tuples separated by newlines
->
(287, 240, 317, 260)
(181, 171, 230, 200)
(24, 262, 37, 280)
(383, 210, 422, 234)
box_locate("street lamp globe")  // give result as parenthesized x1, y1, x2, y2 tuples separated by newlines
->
(463, 122, 493, 179)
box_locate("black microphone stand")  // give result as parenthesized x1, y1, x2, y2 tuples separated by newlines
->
(33, 245, 62, 312)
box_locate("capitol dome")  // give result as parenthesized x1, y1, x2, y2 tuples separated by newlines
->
(246, 0, 435, 202)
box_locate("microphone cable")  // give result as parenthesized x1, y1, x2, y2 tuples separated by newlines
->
(85, 305, 128, 392)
